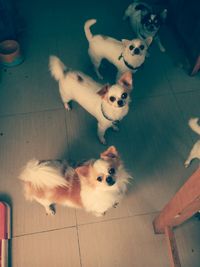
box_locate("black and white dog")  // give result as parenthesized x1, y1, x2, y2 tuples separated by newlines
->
(124, 1, 167, 52)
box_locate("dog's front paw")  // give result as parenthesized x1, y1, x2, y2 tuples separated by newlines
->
(46, 210, 56, 216)
(160, 47, 166, 53)
(113, 202, 119, 208)
(46, 204, 56, 216)
(112, 125, 119, 132)
(94, 211, 106, 217)
(184, 161, 190, 168)
(99, 137, 106, 145)
(64, 103, 71, 111)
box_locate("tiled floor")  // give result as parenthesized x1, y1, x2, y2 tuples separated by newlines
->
(0, 0, 200, 266)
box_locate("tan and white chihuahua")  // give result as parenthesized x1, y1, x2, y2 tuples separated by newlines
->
(49, 55, 133, 144)
(19, 146, 131, 217)
(84, 19, 152, 80)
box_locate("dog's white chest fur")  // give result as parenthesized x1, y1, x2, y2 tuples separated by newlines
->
(81, 184, 123, 216)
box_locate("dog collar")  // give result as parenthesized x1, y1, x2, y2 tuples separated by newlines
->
(118, 53, 143, 71)
(101, 103, 119, 124)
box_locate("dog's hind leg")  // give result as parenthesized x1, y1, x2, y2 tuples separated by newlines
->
(88, 50, 103, 79)
(185, 152, 194, 168)
(97, 123, 108, 145)
(64, 101, 71, 111)
(35, 198, 56, 215)
(184, 141, 200, 167)
(59, 91, 72, 110)
(154, 35, 166, 52)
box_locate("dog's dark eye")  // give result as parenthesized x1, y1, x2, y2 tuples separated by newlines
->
(129, 45, 134, 51)
(97, 176, 102, 182)
(140, 45, 145, 50)
(109, 96, 116, 102)
(121, 92, 128, 99)
(108, 168, 115, 175)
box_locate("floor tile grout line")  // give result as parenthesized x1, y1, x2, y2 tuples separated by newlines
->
(13, 210, 159, 239)
(163, 59, 177, 96)
(162, 61, 200, 96)
(63, 109, 72, 157)
(173, 88, 200, 96)
(76, 210, 159, 228)
(0, 107, 63, 119)
(75, 210, 83, 267)
(13, 224, 77, 238)
(161, 64, 197, 144)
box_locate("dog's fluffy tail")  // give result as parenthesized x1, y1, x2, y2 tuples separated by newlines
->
(84, 19, 96, 41)
(19, 159, 68, 189)
(49, 55, 66, 81)
(189, 118, 200, 135)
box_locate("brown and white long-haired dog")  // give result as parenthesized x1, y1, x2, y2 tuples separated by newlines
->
(19, 146, 131, 217)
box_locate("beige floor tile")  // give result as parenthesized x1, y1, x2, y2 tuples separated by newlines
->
(0, 63, 62, 115)
(174, 90, 200, 122)
(12, 227, 81, 267)
(78, 214, 169, 267)
(64, 104, 103, 161)
(0, 110, 76, 236)
(176, 217, 200, 267)
(134, 45, 173, 98)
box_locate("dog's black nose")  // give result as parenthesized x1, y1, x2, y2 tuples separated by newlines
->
(106, 176, 115, 186)
(134, 48, 140, 55)
(149, 25, 154, 31)
(117, 100, 124, 107)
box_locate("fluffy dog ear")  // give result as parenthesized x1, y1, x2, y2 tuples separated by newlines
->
(76, 165, 90, 177)
(122, 39, 130, 46)
(160, 9, 167, 21)
(118, 71, 133, 90)
(145, 36, 153, 46)
(97, 84, 110, 97)
(101, 146, 119, 160)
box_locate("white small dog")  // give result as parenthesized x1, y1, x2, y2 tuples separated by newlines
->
(49, 55, 133, 144)
(84, 19, 152, 79)
(185, 118, 200, 167)
(19, 146, 131, 217)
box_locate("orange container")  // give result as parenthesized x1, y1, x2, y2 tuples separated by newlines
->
(0, 40, 24, 67)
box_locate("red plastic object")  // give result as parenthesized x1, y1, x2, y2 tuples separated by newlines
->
(0, 202, 11, 267)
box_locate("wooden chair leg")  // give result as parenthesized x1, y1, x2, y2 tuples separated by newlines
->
(164, 226, 181, 267)
(190, 55, 200, 76)
(153, 168, 200, 234)
(153, 168, 200, 267)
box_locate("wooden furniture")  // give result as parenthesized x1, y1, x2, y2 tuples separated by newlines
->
(153, 167, 200, 267)
(167, 0, 200, 75)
